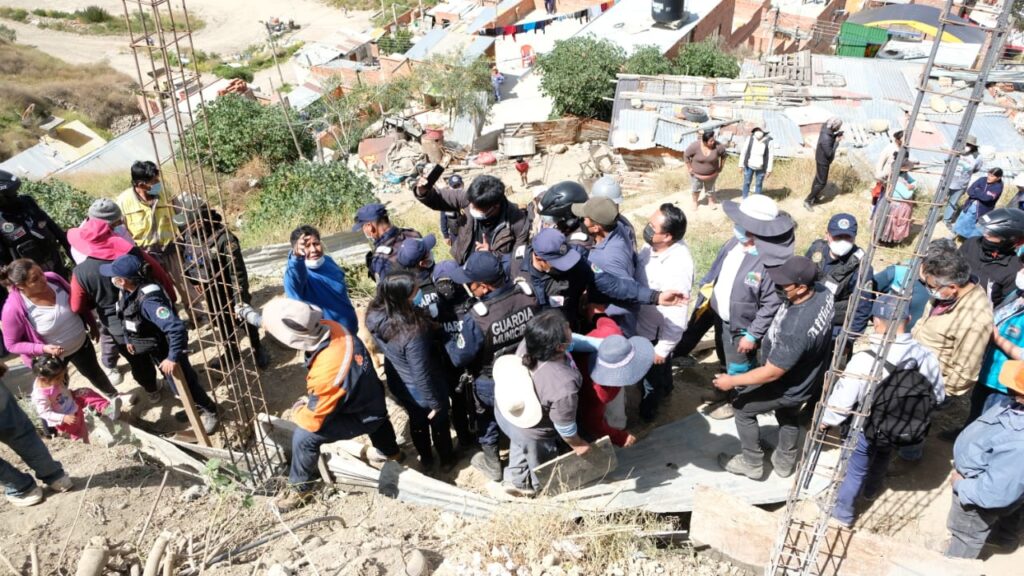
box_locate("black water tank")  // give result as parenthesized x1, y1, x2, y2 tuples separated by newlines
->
(652, 0, 685, 23)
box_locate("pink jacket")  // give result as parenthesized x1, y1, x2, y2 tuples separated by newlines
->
(2, 272, 99, 368)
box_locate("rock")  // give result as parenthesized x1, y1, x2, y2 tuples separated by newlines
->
(541, 554, 557, 568)
(304, 535, 326, 548)
(268, 549, 293, 565)
(179, 485, 206, 502)
(267, 564, 293, 576)
(405, 549, 432, 576)
(550, 144, 569, 154)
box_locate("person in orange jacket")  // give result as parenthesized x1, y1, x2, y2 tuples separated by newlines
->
(240, 298, 402, 511)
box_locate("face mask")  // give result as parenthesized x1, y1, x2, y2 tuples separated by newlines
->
(642, 223, 656, 246)
(39, 386, 60, 397)
(734, 226, 749, 243)
(1017, 270, 1024, 292)
(413, 289, 425, 308)
(1017, 245, 1024, 258)
(436, 278, 457, 301)
(929, 287, 954, 303)
(146, 182, 162, 197)
(469, 207, 488, 220)
(829, 240, 854, 257)
(305, 256, 325, 270)
(775, 286, 790, 302)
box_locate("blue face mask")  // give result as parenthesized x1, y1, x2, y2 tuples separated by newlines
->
(1017, 245, 1024, 258)
(146, 182, 163, 197)
(413, 289, 424, 308)
(734, 226, 749, 243)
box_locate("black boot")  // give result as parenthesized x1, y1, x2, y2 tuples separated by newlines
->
(471, 444, 502, 481)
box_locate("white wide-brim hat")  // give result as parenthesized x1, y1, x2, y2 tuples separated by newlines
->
(494, 355, 543, 429)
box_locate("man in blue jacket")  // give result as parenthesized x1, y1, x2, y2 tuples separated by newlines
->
(944, 359, 1024, 558)
(284, 225, 359, 335)
(570, 197, 639, 335)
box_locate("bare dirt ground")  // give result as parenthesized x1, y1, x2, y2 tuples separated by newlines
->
(0, 1, 374, 79)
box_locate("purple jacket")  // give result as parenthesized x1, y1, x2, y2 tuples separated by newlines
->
(2, 272, 98, 368)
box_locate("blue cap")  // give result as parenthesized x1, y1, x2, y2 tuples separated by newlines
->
(99, 253, 143, 278)
(872, 294, 910, 322)
(351, 203, 388, 231)
(449, 251, 505, 285)
(432, 260, 460, 282)
(531, 228, 581, 272)
(396, 234, 436, 267)
(447, 174, 463, 188)
(827, 213, 858, 237)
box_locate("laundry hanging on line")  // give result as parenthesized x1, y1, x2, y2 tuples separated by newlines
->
(479, 0, 618, 38)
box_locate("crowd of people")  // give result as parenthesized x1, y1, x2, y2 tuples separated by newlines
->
(2, 130, 1024, 560)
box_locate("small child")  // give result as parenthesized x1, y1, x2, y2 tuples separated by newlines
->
(514, 156, 530, 187)
(31, 355, 118, 444)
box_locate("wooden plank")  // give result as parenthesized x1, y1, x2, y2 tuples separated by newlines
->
(171, 366, 211, 447)
(691, 486, 984, 576)
(534, 436, 616, 496)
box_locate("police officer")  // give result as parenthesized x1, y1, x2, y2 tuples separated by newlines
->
(174, 195, 270, 371)
(395, 234, 439, 309)
(0, 170, 72, 279)
(590, 176, 637, 245)
(958, 207, 1024, 306)
(101, 254, 219, 434)
(571, 197, 640, 335)
(805, 213, 873, 344)
(445, 252, 540, 480)
(514, 228, 684, 332)
(352, 203, 421, 283)
(536, 181, 591, 249)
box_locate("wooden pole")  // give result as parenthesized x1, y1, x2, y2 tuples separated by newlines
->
(171, 367, 212, 447)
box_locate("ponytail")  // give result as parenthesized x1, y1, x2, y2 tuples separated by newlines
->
(0, 258, 38, 288)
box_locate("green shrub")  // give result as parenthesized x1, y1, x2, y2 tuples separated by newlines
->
(378, 28, 414, 56)
(20, 179, 93, 230)
(244, 162, 375, 242)
(78, 6, 113, 24)
(623, 45, 676, 76)
(674, 40, 739, 79)
(183, 94, 314, 174)
(213, 64, 254, 82)
(0, 8, 29, 22)
(537, 36, 625, 120)
(0, 24, 15, 43)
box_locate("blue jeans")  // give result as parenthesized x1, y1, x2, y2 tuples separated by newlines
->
(496, 409, 561, 490)
(640, 356, 672, 421)
(0, 383, 65, 496)
(833, 432, 891, 525)
(474, 377, 500, 448)
(943, 187, 966, 225)
(946, 491, 1024, 558)
(289, 412, 398, 490)
(741, 168, 766, 198)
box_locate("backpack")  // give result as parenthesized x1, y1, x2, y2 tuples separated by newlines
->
(861, 350, 937, 447)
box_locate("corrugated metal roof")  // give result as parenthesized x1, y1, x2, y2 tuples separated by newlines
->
(467, 7, 496, 33)
(838, 22, 889, 46)
(285, 85, 323, 112)
(0, 144, 69, 180)
(404, 28, 450, 61)
(813, 55, 918, 104)
(576, 0, 724, 56)
(463, 35, 495, 63)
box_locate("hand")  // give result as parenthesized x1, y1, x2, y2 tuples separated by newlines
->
(42, 344, 64, 356)
(292, 396, 308, 411)
(475, 236, 490, 252)
(657, 290, 690, 306)
(713, 373, 735, 391)
(293, 234, 308, 257)
(159, 359, 177, 376)
(63, 413, 78, 425)
(572, 443, 590, 457)
(623, 434, 638, 447)
(653, 354, 666, 365)
(950, 470, 963, 488)
(235, 303, 256, 322)
(818, 423, 830, 433)
(89, 324, 99, 342)
(736, 336, 757, 355)
(126, 343, 136, 355)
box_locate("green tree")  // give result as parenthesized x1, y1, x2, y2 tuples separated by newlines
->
(245, 162, 375, 235)
(182, 94, 314, 174)
(313, 75, 415, 152)
(536, 36, 625, 119)
(378, 28, 414, 56)
(20, 179, 92, 230)
(416, 50, 491, 124)
(673, 40, 739, 79)
(623, 45, 675, 76)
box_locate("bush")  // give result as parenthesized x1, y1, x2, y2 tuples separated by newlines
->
(0, 24, 15, 43)
(379, 28, 414, 56)
(19, 179, 93, 230)
(674, 40, 739, 79)
(537, 36, 625, 120)
(183, 94, 315, 174)
(213, 64, 254, 82)
(78, 6, 113, 24)
(245, 162, 375, 241)
(0, 8, 29, 22)
(623, 45, 676, 76)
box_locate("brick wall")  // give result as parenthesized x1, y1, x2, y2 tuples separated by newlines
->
(309, 54, 415, 89)
(664, 0, 737, 57)
(730, 0, 771, 50)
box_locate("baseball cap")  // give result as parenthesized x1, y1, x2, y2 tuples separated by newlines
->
(351, 203, 388, 231)
(871, 294, 910, 322)
(449, 251, 505, 285)
(531, 228, 580, 272)
(447, 174, 463, 188)
(99, 253, 143, 278)
(432, 259, 460, 282)
(396, 234, 436, 267)
(998, 360, 1024, 395)
(571, 197, 618, 228)
(827, 213, 858, 237)
(768, 255, 818, 287)
(88, 198, 122, 223)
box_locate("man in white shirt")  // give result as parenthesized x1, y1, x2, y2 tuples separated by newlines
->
(636, 204, 694, 421)
(822, 295, 944, 527)
(739, 127, 774, 198)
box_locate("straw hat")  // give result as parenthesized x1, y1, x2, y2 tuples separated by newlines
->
(494, 355, 542, 428)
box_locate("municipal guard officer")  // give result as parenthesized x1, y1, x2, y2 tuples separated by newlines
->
(571, 197, 640, 335)
(101, 253, 219, 434)
(426, 259, 477, 448)
(805, 213, 873, 342)
(445, 251, 540, 480)
(353, 203, 422, 283)
(0, 170, 72, 278)
(395, 233, 439, 310)
(536, 181, 591, 249)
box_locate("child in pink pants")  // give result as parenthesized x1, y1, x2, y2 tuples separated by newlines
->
(30, 355, 117, 443)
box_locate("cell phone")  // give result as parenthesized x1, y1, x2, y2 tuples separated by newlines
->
(424, 164, 444, 189)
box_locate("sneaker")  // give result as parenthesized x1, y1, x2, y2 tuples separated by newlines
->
(771, 451, 796, 479)
(501, 483, 537, 498)
(707, 402, 736, 420)
(369, 449, 406, 464)
(803, 201, 816, 212)
(718, 453, 764, 480)
(48, 475, 74, 493)
(147, 384, 164, 405)
(273, 490, 314, 513)
(103, 366, 123, 386)
(829, 513, 853, 529)
(6, 485, 44, 508)
(254, 348, 271, 370)
(700, 388, 729, 404)
(200, 411, 219, 435)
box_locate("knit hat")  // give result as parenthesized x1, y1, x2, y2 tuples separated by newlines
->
(88, 198, 122, 223)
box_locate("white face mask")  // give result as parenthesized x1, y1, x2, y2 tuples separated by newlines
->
(829, 239, 854, 257)
(469, 207, 488, 220)
(306, 256, 325, 270)
(1016, 270, 1024, 292)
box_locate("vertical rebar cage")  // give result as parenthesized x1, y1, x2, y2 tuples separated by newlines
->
(767, 1, 1016, 574)
(121, 0, 283, 486)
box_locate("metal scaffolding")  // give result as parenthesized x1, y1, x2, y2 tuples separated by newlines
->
(766, 1, 1016, 573)
(121, 0, 283, 486)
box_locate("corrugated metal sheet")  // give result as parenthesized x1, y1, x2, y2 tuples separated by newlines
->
(0, 144, 69, 180)
(463, 35, 495, 63)
(836, 44, 869, 58)
(813, 56, 918, 104)
(466, 7, 496, 33)
(404, 28, 450, 61)
(448, 92, 489, 150)
(838, 21, 889, 47)
(285, 85, 323, 112)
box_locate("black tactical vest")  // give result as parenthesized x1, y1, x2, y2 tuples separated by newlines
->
(0, 206, 62, 270)
(117, 283, 165, 355)
(811, 240, 863, 326)
(469, 285, 539, 379)
(369, 228, 421, 282)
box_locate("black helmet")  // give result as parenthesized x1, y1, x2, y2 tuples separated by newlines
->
(979, 207, 1024, 241)
(538, 181, 588, 219)
(0, 170, 22, 196)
